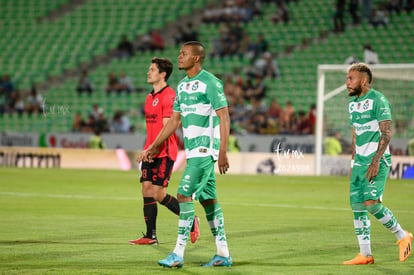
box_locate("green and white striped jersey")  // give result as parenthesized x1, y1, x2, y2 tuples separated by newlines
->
(174, 69, 228, 160)
(348, 88, 392, 166)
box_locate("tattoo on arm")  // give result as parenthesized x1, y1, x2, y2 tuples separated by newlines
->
(351, 128, 356, 160)
(372, 120, 392, 163)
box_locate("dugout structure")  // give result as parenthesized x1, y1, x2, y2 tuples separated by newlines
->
(315, 64, 414, 176)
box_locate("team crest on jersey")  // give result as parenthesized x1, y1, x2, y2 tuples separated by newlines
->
(192, 81, 199, 91)
(152, 98, 159, 106)
(363, 100, 369, 110)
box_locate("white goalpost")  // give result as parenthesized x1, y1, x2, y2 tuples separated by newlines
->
(315, 63, 414, 176)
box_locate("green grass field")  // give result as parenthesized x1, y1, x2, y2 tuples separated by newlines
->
(1, 168, 414, 274)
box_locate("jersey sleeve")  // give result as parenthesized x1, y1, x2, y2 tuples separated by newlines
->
(375, 94, 392, 122)
(206, 77, 227, 110)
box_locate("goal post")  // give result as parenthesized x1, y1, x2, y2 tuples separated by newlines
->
(315, 63, 414, 176)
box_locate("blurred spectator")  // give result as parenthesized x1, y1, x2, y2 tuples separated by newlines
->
(271, 1, 290, 25)
(0, 74, 15, 102)
(89, 128, 106, 149)
(119, 71, 135, 93)
(361, 0, 373, 21)
(209, 34, 226, 58)
(173, 25, 186, 46)
(150, 30, 164, 51)
(71, 112, 86, 132)
(95, 112, 110, 133)
(345, 54, 359, 64)
(224, 74, 244, 103)
(247, 112, 277, 135)
(324, 131, 343, 156)
(294, 110, 312, 135)
(408, 137, 414, 156)
(111, 111, 131, 133)
(90, 103, 103, 120)
(267, 99, 283, 121)
(0, 89, 5, 114)
(333, 0, 346, 33)
(370, 5, 389, 28)
(25, 86, 43, 114)
(183, 22, 198, 42)
(238, 33, 256, 60)
(385, 0, 402, 14)
(106, 72, 121, 95)
(349, 0, 360, 25)
(252, 51, 280, 79)
(244, 75, 266, 102)
(308, 103, 317, 134)
(117, 34, 134, 59)
(82, 114, 96, 133)
(364, 44, 379, 64)
(76, 69, 94, 95)
(8, 92, 25, 115)
(253, 33, 269, 60)
(279, 101, 296, 134)
(138, 31, 152, 52)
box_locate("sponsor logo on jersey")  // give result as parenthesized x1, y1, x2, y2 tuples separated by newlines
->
(355, 125, 371, 131)
(361, 114, 371, 119)
(199, 148, 207, 153)
(183, 107, 196, 112)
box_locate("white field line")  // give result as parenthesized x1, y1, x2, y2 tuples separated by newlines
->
(0, 192, 412, 213)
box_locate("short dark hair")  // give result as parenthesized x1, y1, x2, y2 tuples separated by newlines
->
(348, 62, 373, 84)
(151, 57, 173, 81)
(183, 41, 206, 63)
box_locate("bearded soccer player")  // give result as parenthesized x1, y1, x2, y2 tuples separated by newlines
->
(139, 42, 232, 268)
(343, 62, 412, 265)
(129, 57, 199, 245)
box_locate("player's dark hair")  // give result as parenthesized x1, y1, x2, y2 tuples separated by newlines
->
(348, 63, 373, 84)
(183, 41, 206, 63)
(151, 57, 173, 81)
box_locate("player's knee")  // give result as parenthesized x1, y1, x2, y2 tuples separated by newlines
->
(177, 193, 191, 203)
(366, 202, 382, 215)
(153, 190, 165, 202)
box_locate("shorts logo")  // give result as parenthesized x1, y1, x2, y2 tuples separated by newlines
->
(370, 189, 377, 197)
(183, 184, 190, 192)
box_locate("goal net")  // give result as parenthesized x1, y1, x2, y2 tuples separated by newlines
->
(315, 64, 414, 175)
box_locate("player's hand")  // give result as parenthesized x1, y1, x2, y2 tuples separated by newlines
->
(218, 151, 229, 175)
(137, 146, 156, 163)
(366, 159, 380, 182)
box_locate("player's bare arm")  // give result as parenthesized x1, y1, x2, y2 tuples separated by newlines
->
(351, 127, 356, 160)
(366, 119, 392, 181)
(138, 112, 181, 163)
(216, 107, 230, 175)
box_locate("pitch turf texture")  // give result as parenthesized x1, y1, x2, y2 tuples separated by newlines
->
(1, 168, 414, 274)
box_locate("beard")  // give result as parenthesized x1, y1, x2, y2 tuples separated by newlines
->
(348, 85, 362, 97)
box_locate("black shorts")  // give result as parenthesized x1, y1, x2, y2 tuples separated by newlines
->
(140, 157, 175, 187)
